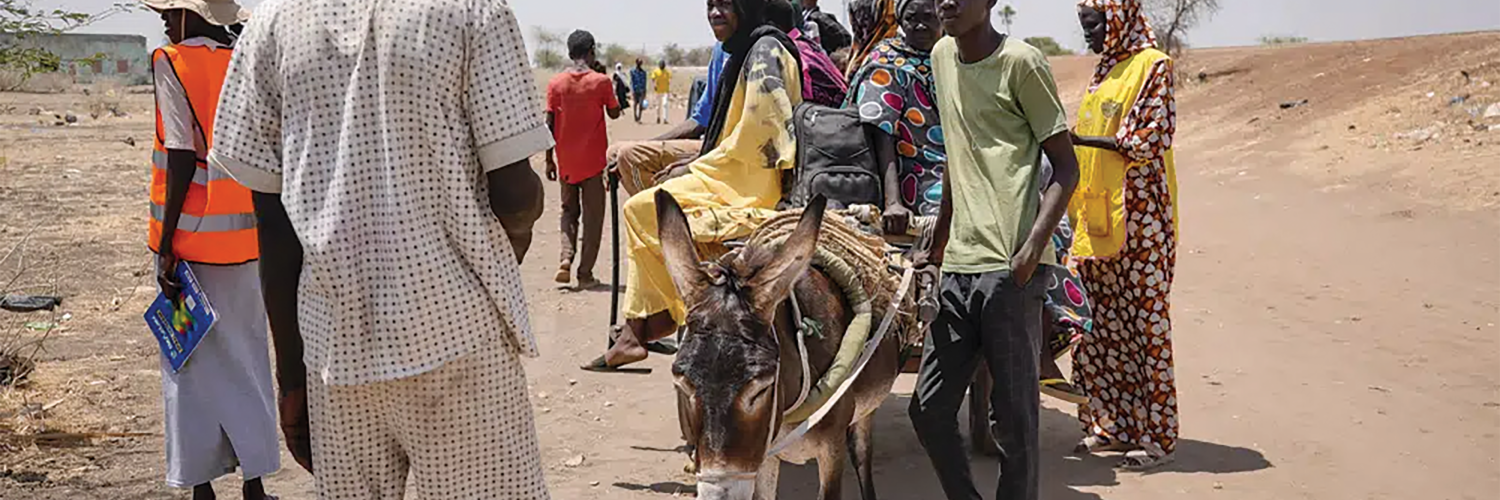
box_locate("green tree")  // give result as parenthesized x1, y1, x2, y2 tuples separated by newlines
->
(997, 4, 1017, 34)
(600, 43, 630, 66)
(533, 49, 564, 69)
(1258, 35, 1308, 46)
(530, 26, 564, 67)
(0, 0, 132, 90)
(1143, 0, 1221, 57)
(600, 43, 652, 68)
(661, 43, 684, 66)
(1024, 36, 1073, 57)
(682, 46, 714, 66)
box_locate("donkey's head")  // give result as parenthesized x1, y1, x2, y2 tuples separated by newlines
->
(656, 190, 827, 499)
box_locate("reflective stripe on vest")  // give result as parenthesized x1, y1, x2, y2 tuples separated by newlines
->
(148, 43, 259, 265)
(150, 203, 258, 233)
(151, 150, 210, 186)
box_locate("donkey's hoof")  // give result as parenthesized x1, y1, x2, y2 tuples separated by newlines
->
(683, 460, 698, 474)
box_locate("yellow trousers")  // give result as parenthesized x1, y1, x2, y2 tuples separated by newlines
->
(621, 174, 772, 324)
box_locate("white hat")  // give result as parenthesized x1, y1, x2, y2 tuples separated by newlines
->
(141, 0, 250, 26)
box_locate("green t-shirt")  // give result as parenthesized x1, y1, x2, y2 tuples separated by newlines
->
(931, 36, 1068, 274)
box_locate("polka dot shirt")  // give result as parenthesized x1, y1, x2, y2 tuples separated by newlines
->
(210, 0, 553, 386)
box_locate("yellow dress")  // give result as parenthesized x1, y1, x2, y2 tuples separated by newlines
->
(622, 38, 803, 323)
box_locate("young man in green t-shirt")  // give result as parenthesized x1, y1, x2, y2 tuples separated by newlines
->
(909, 0, 1081, 499)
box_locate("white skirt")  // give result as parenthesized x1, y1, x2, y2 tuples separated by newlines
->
(159, 261, 280, 487)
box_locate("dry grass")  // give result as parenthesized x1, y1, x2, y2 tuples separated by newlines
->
(0, 71, 71, 94)
(82, 80, 128, 119)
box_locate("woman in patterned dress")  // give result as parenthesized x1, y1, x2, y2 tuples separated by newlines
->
(847, 0, 944, 230)
(1068, 0, 1182, 470)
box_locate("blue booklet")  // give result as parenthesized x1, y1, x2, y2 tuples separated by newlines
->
(144, 262, 218, 373)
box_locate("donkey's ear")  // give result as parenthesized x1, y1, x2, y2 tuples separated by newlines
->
(657, 189, 710, 301)
(747, 195, 827, 314)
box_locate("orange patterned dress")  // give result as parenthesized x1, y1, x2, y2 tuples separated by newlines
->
(1072, 0, 1180, 458)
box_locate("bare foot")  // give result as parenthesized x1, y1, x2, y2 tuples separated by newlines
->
(554, 264, 572, 284)
(603, 325, 649, 367)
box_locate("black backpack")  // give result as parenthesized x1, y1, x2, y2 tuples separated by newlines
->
(785, 102, 882, 209)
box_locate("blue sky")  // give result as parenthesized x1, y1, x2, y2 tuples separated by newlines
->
(60, 0, 1500, 54)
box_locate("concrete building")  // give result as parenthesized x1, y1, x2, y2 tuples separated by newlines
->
(0, 33, 150, 85)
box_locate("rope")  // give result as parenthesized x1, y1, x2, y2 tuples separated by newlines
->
(743, 210, 917, 423)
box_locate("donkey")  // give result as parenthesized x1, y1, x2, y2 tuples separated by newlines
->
(656, 191, 901, 500)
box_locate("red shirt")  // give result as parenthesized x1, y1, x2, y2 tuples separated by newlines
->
(546, 69, 619, 184)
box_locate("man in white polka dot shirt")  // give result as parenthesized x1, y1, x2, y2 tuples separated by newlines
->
(210, 0, 552, 497)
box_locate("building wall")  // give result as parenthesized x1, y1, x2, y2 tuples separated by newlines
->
(0, 33, 150, 85)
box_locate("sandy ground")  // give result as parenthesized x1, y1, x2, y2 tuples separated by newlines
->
(1, 32, 1497, 499)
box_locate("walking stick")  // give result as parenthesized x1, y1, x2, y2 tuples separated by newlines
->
(608, 168, 621, 349)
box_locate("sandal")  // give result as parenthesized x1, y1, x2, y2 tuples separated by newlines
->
(579, 354, 653, 374)
(1073, 435, 1140, 454)
(553, 265, 572, 284)
(1040, 378, 1089, 405)
(579, 325, 654, 374)
(1119, 450, 1175, 471)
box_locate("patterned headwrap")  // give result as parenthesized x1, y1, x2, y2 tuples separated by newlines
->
(845, 0, 898, 79)
(1078, 0, 1158, 87)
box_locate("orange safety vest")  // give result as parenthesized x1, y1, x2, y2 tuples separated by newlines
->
(148, 43, 258, 265)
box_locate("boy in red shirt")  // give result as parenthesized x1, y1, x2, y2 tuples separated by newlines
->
(546, 30, 622, 287)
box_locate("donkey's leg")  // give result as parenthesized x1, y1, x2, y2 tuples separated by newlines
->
(817, 433, 849, 500)
(847, 416, 878, 500)
(753, 457, 780, 500)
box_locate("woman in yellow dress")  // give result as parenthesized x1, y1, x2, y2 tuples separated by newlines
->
(586, 0, 804, 370)
(1067, 0, 1182, 470)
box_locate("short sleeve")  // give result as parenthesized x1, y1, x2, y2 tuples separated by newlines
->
(466, 0, 553, 173)
(1115, 58, 1176, 163)
(210, 13, 285, 193)
(544, 78, 561, 114)
(690, 48, 724, 127)
(152, 51, 195, 152)
(1013, 51, 1069, 143)
(600, 76, 620, 110)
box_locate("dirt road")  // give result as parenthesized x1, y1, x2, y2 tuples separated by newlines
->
(2, 33, 1497, 499)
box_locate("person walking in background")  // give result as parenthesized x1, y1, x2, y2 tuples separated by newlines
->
(631, 59, 649, 123)
(907, 0, 1080, 499)
(649, 60, 673, 124)
(546, 30, 623, 289)
(612, 62, 632, 111)
(608, 43, 727, 196)
(210, 0, 552, 497)
(1067, 0, 1181, 471)
(143, 1, 278, 499)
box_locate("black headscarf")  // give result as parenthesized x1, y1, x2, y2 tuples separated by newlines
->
(699, 0, 803, 157)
